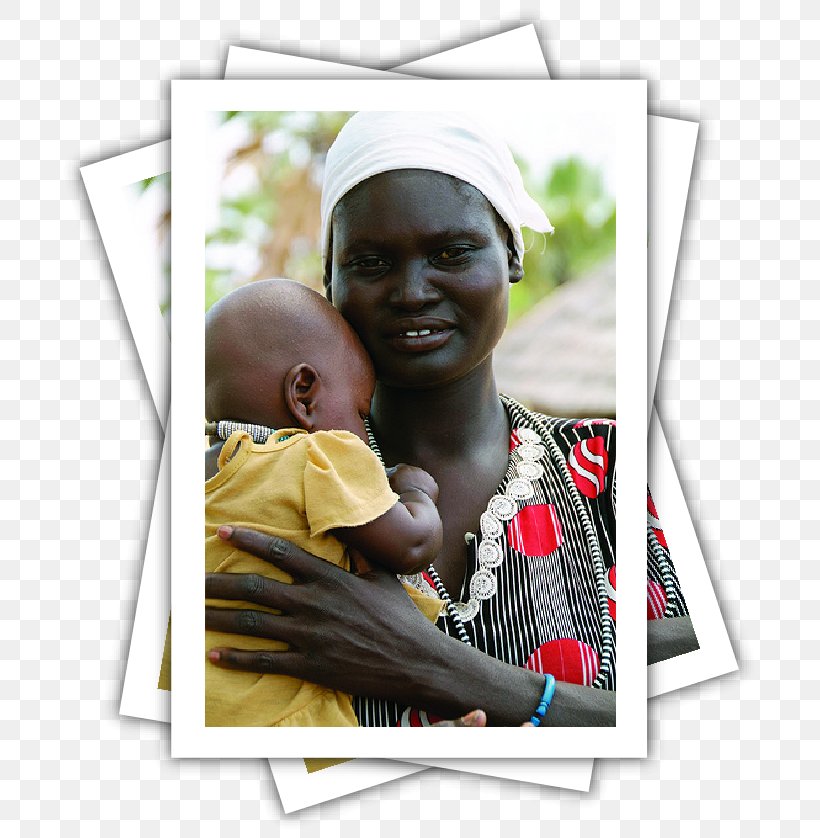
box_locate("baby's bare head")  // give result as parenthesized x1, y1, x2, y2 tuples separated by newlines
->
(205, 279, 375, 440)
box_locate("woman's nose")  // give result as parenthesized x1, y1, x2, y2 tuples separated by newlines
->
(389, 259, 441, 308)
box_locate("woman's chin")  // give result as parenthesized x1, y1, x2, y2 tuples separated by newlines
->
(375, 359, 490, 393)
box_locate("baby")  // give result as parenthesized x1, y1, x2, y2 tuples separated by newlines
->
(204, 278, 443, 727)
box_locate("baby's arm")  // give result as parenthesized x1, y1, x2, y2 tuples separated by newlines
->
(333, 464, 443, 575)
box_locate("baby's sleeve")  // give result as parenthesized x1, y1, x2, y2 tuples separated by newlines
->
(303, 431, 399, 537)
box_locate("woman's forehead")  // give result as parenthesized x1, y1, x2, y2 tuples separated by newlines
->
(332, 169, 505, 239)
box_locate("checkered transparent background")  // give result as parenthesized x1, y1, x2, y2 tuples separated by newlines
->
(2, 0, 815, 833)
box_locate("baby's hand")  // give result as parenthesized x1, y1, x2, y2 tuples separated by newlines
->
(387, 464, 440, 504)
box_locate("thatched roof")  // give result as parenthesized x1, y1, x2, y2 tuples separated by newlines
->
(494, 259, 616, 419)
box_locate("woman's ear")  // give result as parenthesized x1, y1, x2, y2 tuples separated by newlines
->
(507, 231, 524, 284)
(508, 254, 524, 284)
(284, 364, 321, 431)
(324, 236, 334, 303)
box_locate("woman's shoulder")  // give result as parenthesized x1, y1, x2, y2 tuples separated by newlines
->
(501, 398, 616, 506)
(501, 394, 616, 451)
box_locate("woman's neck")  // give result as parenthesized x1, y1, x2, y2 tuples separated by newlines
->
(369, 359, 507, 464)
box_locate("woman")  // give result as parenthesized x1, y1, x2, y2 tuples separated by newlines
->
(205, 111, 695, 727)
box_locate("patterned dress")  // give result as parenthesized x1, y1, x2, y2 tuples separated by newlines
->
(353, 395, 689, 727)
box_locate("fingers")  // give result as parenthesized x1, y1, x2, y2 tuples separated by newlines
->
(433, 709, 487, 727)
(207, 647, 302, 677)
(455, 709, 486, 727)
(217, 526, 332, 582)
(205, 606, 303, 643)
(205, 571, 300, 611)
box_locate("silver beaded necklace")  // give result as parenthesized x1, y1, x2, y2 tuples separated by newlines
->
(206, 419, 292, 444)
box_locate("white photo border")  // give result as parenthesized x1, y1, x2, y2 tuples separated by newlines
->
(647, 117, 698, 424)
(648, 409, 738, 695)
(120, 428, 171, 721)
(81, 146, 171, 428)
(271, 759, 426, 814)
(170, 78, 648, 758)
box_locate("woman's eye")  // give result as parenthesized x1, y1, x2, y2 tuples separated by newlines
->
(349, 256, 389, 273)
(432, 245, 473, 264)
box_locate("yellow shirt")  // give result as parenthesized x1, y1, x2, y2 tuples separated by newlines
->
(205, 428, 442, 727)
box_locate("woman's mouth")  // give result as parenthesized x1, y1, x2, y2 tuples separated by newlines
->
(401, 328, 439, 337)
(386, 327, 455, 352)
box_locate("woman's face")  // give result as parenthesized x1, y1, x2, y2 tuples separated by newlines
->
(329, 169, 518, 390)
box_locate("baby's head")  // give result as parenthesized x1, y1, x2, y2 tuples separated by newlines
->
(205, 279, 375, 443)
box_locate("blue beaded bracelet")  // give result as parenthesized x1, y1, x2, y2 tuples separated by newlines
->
(529, 673, 557, 727)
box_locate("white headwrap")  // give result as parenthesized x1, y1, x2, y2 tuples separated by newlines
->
(320, 111, 553, 266)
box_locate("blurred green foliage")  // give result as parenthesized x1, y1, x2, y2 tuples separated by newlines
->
(204, 112, 616, 322)
(511, 156, 616, 322)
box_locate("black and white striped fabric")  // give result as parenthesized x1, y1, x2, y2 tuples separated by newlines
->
(353, 396, 688, 728)
(647, 489, 689, 619)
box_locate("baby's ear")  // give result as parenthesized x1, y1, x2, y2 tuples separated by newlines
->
(284, 364, 321, 431)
